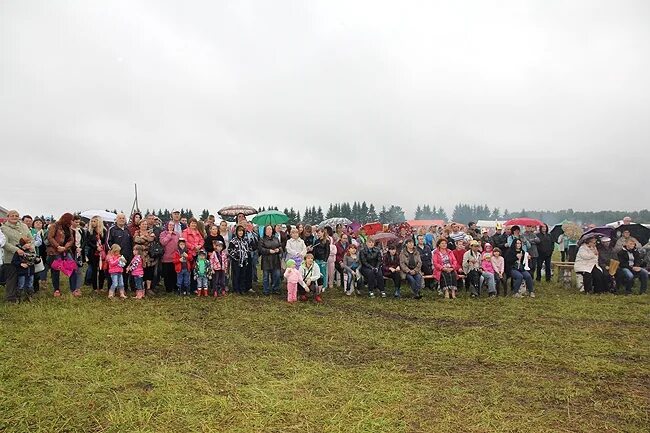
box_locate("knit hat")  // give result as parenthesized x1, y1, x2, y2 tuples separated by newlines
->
(286, 259, 296, 268)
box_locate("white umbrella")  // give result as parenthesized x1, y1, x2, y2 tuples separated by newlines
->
(80, 209, 117, 222)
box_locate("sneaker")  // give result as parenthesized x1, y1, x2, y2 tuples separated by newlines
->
(394, 292, 401, 299)
(470, 293, 478, 298)
(530, 292, 536, 298)
(314, 295, 323, 303)
(369, 292, 375, 298)
(53, 290, 61, 298)
(488, 293, 496, 298)
(380, 291, 387, 298)
(72, 289, 82, 298)
(248, 289, 255, 294)
(513, 293, 522, 298)
(414, 294, 423, 300)
(438, 289, 443, 296)
(345, 290, 352, 296)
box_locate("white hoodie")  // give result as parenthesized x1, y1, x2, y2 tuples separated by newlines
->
(285, 237, 307, 259)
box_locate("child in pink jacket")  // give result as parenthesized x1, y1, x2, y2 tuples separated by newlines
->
(491, 247, 506, 295)
(283, 259, 304, 303)
(127, 245, 145, 299)
(107, 244, 127, 299)
(210, 240, 229, 297)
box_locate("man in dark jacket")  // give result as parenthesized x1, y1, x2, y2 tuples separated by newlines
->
(491, 226, 508, 253)
(617, 238, 648, 294)
(416, 235, 434, 290)
(360, 237, 385, 297)
(107, 213, 133, 291)
(536, 224, 554, 282)
(258, 226, 283, 295)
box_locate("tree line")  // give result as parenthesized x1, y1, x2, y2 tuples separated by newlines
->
(54, 204, 649, 227)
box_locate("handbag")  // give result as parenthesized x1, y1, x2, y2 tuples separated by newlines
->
(34, 256, 45, 273)
(149, 240, 164, 259)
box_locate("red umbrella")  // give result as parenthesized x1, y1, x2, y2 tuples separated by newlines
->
(361, 222, 383, 236)
(407, 219, 445, 228)
(504, 217, 544, 227)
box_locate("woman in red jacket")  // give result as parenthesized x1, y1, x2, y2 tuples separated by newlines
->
(182, 218, 204, 293)
(433, 238, 459, 299)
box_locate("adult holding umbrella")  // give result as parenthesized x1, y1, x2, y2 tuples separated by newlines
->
(613, 224, 648, 252)
(252, 210, 289, 227)
(47, 213, 79, 298)
(258, 225, 283, 295)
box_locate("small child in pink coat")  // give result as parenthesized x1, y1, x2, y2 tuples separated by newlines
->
(284, 259, 304, 303)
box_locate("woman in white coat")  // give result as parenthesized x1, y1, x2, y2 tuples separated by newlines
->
(574, 237, 607, 293)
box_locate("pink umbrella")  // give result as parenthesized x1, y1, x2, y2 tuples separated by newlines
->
(51, 256, 78, 277)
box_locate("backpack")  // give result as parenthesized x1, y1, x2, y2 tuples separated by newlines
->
(149, 239, 164, 259)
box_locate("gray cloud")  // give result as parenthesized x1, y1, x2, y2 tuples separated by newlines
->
(1, 0, 649, 218)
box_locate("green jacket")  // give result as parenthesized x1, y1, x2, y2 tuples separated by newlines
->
(1, 221, 34, 264)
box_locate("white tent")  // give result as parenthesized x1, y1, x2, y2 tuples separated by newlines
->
(79, 209, 117, 222)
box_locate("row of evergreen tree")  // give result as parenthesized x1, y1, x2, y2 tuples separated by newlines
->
(116, 205, 650, 227)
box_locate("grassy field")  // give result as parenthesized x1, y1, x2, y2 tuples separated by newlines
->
(1, 278, 649, 433)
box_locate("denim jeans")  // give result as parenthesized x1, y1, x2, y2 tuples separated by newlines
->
(177, 269, 190, 291)
(511, 269, 534, 294)
(481, 271, 496, 295)
(405, 273, 422, 296)
(262, 268, 282, 295)
(17, 274, 34, 295)
(110, 273, 124, 289)
(48, 254, 78, 293)
(316, 259, 328, 288)
(196, 275, 209, 289)
(620, 268, 648, 294)
(133, 276, 143, 290)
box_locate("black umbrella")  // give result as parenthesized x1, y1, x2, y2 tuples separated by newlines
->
(615, 224, 650, 246)
(550, 224, 564, 243)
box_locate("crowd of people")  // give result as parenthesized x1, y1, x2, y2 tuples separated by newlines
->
(1, 209, 648, 304)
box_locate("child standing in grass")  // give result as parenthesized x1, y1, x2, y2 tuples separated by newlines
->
(283, 259, 304, 303)
(210, 240, 229, 297)
(127, 245, 145, 299)
(173, 238, 191, 295)
(107, 244, 127, 299)
(194, 250, 212, 297)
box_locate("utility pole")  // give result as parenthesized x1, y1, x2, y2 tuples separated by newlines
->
(130, 183, 140, 216)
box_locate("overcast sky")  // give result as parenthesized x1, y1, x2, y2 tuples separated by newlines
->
(1, 0, 649, 218)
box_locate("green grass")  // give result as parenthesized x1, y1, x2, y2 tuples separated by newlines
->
(1, 278, 649, 433)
